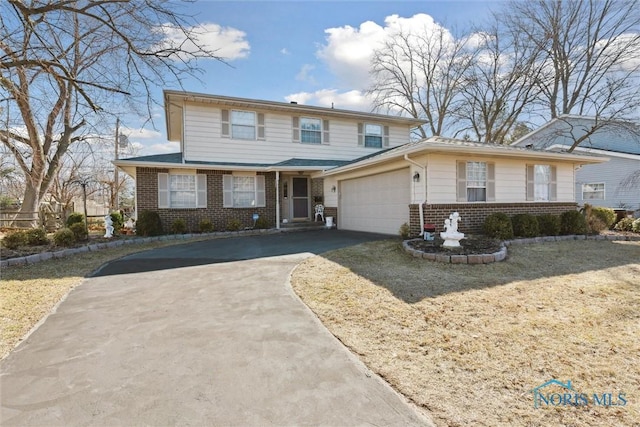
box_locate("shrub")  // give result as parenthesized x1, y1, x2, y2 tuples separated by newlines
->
(2, 230, 27, 250)
(66, 212, 84, 227)
(171, 218, 187, 234)
(483, 213, 513, 240)
(110, 211, 124, 233)
(53, 228, 75, 247)
(537, 214, 560, 236)
(399, 222, 410, 239)
(136, 210, 163, 236)
(632, 218, 640, 233)
(560, 210, 588, 235)
(226, 218, 243, 232)
(69, 222, 88, 241)
(254, 217, 270, 229)
(25, 228, 49, 246)
(590, 206, 616, 229)
(614, 217, 634, 232)
(511, 213, 539, 238)
(199, 219, 215, 233)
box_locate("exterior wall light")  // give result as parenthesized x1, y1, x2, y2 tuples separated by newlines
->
(413, 172, 420, 182)
(331, 185, 337, 193)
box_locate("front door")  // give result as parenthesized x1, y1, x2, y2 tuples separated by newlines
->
(292, 177, 309, 220)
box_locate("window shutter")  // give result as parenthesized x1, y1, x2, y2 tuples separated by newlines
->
(221, 109, 230, 138)
(456, 161, 467, 202)
(487, 162, 495, 201)
(383, 125, 390, 147)
(357, 123, 364, 146)
(526, 165, 534, 201)
(256, 175, 266, 207)
(550, 165, 557, 201)
(257, 113, 265, 140)
(292, 117, 300, 142)
(322, 119, 330, 144)
(223, 175, 233, 208)
(158, 173, 169, 208)
(196, 174, 207, 208)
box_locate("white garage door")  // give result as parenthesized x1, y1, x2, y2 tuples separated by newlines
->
(339, 168, 410, 235)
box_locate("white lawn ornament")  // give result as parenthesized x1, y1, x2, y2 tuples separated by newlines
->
(104, 215, 114, 238)
(440, 212, 465, 248)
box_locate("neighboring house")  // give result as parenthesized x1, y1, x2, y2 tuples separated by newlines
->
(116, 91, 606, 236)
(512, 116, 640, 211)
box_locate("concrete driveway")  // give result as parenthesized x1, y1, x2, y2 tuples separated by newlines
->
(1, 230, 433, 426)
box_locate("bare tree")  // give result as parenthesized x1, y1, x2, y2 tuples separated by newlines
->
(458, 21, 545, 143)
(0, 0, 224, 225)
(505, 0, 640, 151)
(367, 25, 474, 138)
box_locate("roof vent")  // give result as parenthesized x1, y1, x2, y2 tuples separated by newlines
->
(526, 144, 534, 149)
(290, 101, 297, 104)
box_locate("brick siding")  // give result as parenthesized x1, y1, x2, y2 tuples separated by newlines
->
(408, 202, 578, 237)
(136, 168, 276, 232)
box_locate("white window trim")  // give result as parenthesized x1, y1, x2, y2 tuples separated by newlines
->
(456, 161, 495, 202)
(292, 116, 330, 145)
(357, 122, 390, 148)
(526, 164, 557, 202)
(158, 172, 207, 209)
(221, 109, 265, 140)
(223, 174, 266, 208)
(582, 182, 605, 200)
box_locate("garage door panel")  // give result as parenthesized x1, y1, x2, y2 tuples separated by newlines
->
(339, 168, 410, 235)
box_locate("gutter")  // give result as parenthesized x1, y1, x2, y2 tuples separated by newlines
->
(404, 154, 426, 237)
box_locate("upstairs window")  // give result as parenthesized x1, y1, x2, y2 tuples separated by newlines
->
(300, 117, 322, 144)
(358, 123, 389, 148)
(292, 117, 329, 144)
(221, 109, 265, 140)
(526, 164, 557, 201)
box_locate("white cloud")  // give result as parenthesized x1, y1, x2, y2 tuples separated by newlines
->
(317, 13, 452, 89)
(285, 89, 372, 112)
(158, 22, 250, 61)
(296, 64, 317, 85)
(280, 48, 290, 55)
(141, 140, 181, 155)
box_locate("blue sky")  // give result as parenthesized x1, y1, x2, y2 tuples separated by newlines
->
(128, 1, 502, 155)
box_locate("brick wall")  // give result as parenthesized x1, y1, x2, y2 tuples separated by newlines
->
(408, 202, 578, 236)
(136, 168, 277, 232)
(324, 207, 338, 225)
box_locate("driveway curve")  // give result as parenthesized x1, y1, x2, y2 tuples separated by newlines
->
(1, 230, 433, 426)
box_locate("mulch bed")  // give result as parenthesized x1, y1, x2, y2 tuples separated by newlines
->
(407, 236, 503, 255)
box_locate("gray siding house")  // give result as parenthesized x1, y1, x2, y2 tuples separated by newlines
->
(512, 116, 640, 211)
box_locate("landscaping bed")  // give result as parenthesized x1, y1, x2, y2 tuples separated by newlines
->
(407, 236, 502, 255)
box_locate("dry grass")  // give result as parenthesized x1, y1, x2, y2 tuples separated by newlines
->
(291, 239, 640, 427)
(0, 238, 214, 359)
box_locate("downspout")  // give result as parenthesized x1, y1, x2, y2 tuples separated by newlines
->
(404, 154, 426, 236)
(275, 171, 280, 230)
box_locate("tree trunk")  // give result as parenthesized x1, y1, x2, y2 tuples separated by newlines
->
(16, 184, 40, 228)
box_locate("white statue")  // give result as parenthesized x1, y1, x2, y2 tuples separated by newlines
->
(450, 212, 461, 233)
(440, 212, 464, 248)
(104, 215, 114, 238)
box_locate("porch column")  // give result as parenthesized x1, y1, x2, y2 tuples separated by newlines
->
(275, 171, 280, 229)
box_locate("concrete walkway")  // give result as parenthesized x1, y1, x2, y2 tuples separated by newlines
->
(1, 231, 433, 426)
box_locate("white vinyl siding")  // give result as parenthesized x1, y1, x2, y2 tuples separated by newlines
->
(157, 173, 207, 209)
(184, 103, 410, 163)
(222, 174, 266, 208)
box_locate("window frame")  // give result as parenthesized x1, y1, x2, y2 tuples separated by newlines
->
(221, 109, 265, 140)
(364, 123, 383, 148)
(300, 117, 322, 144)
(526, 164, 557, 202)
(456, 161, 495, 202)
(223, 174, 266, 208)
(158, 172, 207, 209)
(357, 122, 389, 148)
(582, 182, 605, 201)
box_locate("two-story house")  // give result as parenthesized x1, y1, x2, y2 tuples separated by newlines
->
(512, 116, 640, 212)
(116, 91, 606, 236)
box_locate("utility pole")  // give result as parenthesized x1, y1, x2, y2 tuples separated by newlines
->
(114, 118, 120, 211)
